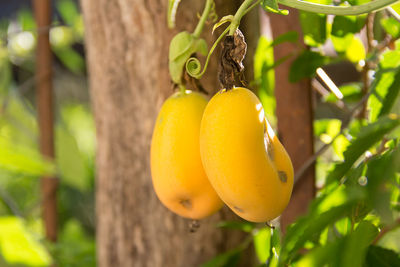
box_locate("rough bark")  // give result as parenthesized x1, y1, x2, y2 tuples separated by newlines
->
(81, 0, 258, 266)
(269, 10, 316, 230)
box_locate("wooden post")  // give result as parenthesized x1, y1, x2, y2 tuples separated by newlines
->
(269, 9, 316, 231)
(34, 0, 57, 242)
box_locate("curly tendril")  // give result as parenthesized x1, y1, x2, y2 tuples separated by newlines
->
(186, 27, 230, 79)
(186, 58, 202, 79)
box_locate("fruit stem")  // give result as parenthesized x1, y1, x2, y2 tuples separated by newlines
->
(179, 83, 186, 94)
(193, 0, 214, 38)
(229, 0, 256, 35)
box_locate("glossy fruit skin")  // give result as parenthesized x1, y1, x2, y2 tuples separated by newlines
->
(151, 90, 223, 219)
(200, 87, 293, 222)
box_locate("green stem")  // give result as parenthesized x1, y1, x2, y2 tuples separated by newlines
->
(186, 26, 230, 78)
(179, 83, 186, 94)
(229, 0, 257, 35)
(278, 0, 399, 15)
(244, 0, 262, 16)
(193, 0, 213, 38)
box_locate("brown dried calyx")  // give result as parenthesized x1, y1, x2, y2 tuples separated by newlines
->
(218, 28, 247, 90)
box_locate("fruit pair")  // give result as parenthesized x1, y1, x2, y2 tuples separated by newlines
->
(150, 87, 293, 222)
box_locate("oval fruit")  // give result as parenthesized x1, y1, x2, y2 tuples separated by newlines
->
(151, 90, 223, 219)
(200, 87, 293, 222)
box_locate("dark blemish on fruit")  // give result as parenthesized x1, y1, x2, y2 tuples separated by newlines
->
(267, 138, 274, 161)
(278, 171, 287, 183)
(180, 199, 192, 209)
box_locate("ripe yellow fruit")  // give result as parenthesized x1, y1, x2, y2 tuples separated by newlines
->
(200, 87, 293, 222)
(151, 90, 223, 219)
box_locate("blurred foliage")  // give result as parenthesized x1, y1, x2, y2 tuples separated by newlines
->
(0, 0, 94, 266)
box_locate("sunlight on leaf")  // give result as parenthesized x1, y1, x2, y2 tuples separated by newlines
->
(0, 135, 55, 177)
(0, 216, 52, 266)
(253, 228, 271, 263)
(254, 36, 276, 127)
(300, 12, 326, 47)
(345, 36, 366, 63)
(326, 115, 400, 185)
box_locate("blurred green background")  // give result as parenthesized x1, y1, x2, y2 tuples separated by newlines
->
(0, 0, 95, 266)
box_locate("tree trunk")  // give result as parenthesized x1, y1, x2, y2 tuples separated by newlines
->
(80, 0, 258, 266)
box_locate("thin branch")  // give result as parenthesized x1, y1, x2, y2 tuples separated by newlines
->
(316, 67, 343, 100)
(359, 13, 375, 119)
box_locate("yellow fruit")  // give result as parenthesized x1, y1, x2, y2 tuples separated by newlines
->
(200, 87, 293, 222)
(151, 90, 223, 219)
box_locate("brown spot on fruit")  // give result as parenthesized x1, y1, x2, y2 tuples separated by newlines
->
(179, 199, 192, 209)
(278, 171, 288, 183)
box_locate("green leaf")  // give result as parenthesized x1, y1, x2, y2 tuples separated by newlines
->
(280, 187, 365, 264)
(345, 36, 366, 63)
(0, 135, 55, 177)
(341, 221, 379, 267)
(326, 115, 400, 184)
(53, 47, 85, 74)
(365, 146, 400, 224)
(51, 219, 96, 266)
(0, 45, 11, 96)
(269, 31, 298, 47)
(56, 126, 90, 191)
(314, 119, 334, 137)
(381, 17, 400, 39)
(168, 0, 182, 29)
(377, 69, 400, 119)
(169, 31, 208, 84)
(331, 15, 366, 38)
(17, 9, 36, 31)
(365, 245, 400, 267)
(296, 238, 344, 267)
(331, 33, 354, 52)
(300, 12, 326, 47)
(216, 221, 255, 232)
(61, 105, 95, 158)
(261, 0, 289, 15)
(201, 249, 241, 267)
(289, 50, 328, 82)
(56, 0, 80, 26)
(368, 51, 400, 122)
(0, 216, 52, 266)
(253, 228, 271, 263)
(296, 221, 378, 267)
(50, 26, 75, 48)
